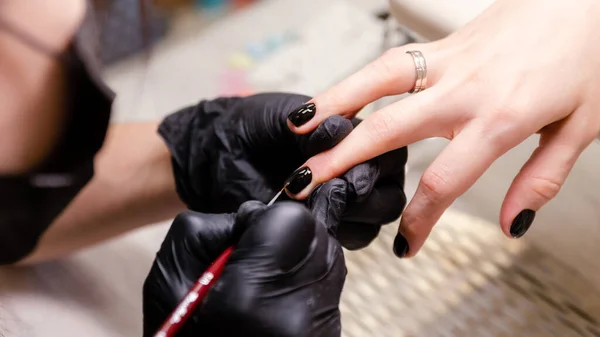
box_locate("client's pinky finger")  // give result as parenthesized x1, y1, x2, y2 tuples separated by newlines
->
(500, 118, 594, 239)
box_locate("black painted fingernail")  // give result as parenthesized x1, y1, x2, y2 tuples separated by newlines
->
(288, 103, 316, 127)
(393, 233, 409, 258)
(510, 209, 536, 239)
(285, 167, 312, 194)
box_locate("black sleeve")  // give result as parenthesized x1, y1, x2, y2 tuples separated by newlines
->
(0, 162, 94, 264)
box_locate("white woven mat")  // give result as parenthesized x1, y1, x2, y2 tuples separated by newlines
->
(340, 208, 600, 337)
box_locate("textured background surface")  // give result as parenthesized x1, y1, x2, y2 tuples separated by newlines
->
(341, 211, 600, 337)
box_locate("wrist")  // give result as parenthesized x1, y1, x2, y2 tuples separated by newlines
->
(20, 122, 185, 264)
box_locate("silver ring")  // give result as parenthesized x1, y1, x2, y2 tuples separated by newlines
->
(406, 51, 427, 93)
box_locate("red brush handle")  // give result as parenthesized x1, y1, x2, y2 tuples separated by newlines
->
(153, 246, 234, 337)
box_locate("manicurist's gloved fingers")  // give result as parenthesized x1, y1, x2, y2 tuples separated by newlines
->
(307, 177, 385, 250)
(297, 115, 354, 157)
(309, 178, 405, 250)
(232, 201, 317, 272)
(199, 200, 342, 337)
(342, 181, 406, 226)
(158, 212, 236, 283)
(339, 182, 406, 250)
(142, 211, 236, 336)
(342, 147, 408, 202)
(307, 179, 348, 233)
(335, 222, 382, 251)
(235, 200, 269, 227)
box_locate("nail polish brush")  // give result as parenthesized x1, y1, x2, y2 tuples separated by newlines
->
(267, 182, 289, 206)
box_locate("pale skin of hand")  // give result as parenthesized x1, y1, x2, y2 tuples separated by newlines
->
(286, 0, 600, 257)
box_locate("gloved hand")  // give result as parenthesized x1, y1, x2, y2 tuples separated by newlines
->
(159, 93, 408, 250)
(159, 93, 353, 213)
(309, 137, 408, 250)
(143, 201, 345, 337)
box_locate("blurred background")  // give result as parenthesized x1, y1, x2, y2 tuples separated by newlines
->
(99, 0, 394, 122)
(3, 0, 600, 336)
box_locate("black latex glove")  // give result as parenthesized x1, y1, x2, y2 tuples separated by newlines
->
(158, 93, 353, 213)
(143, 201, 345, 337)
(159, 93, 408, 250)
(310, 143, 408, 250)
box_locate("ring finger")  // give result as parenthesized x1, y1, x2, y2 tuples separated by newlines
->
(286, 43, 443, 134)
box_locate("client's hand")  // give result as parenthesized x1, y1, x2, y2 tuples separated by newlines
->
(143, 201, 345, 337)
(159, 93, 408, 249)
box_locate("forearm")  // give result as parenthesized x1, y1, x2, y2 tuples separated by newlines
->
(19, 122, 186, 264)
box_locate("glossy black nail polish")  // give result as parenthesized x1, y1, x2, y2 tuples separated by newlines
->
(393, 234, 409, 258)
(285, 167, 312, 194)
(288, 103, 316, 127)
(510, 209, 536, 238)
